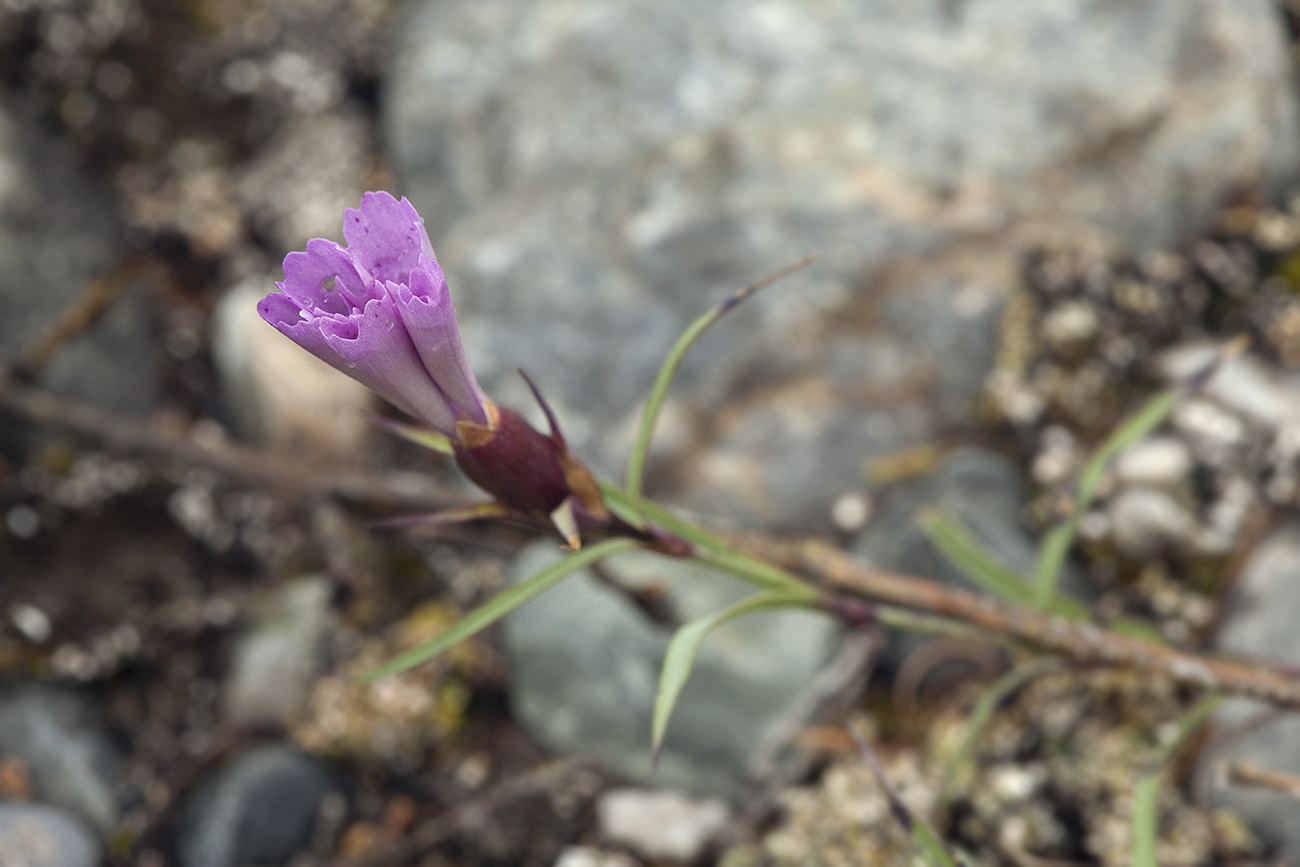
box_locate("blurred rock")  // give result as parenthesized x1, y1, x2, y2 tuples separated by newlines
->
(0, 102, 120, 370)
(235, 109, 373, 253)
(223, 576, 334, 728)
(0, 684, 125, 835)
(174, 744, 339, 867)
(212, 280, 373, 460)
(0, 803, 100, 867)
(0, 99, 158, 419)
(1160, 342, 1300, 430)
(503, 543, 842, 796)
(37, 289, 161, 416)
(385, 0, 1295, 528)
(597, 788, 731, 862)
(1112, 437, 1193, 489)
(1105, 487, 1198, 558)
(1202, 524, 1300, 862)
(555, 848, 640, 867)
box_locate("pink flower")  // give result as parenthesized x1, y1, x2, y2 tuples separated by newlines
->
(258, 191, 487, 438)
(260, 192, 686, 555)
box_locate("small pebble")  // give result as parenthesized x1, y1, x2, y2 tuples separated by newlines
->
(1113, 437, 1192, 489)
(597, 788, 731, 862)
(1041, 301, 1099, 348)
(554, 847, 641, 867)
(831, 492, 871, 532)
(0, 803, 100, 867)
(1106, 487, 1197, 557)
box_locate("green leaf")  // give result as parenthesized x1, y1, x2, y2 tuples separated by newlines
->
(358, 537, 641, 681)
(651, 587, 818, 759)
(600, 480, 813, 593)
(921, 510, 1090, 617)
(600, 481, 727, 554)
(369, 415, 455, 455)
(919, 510, 1036, 606)
(1033, 388, 1180, 607)
(623, 257, 815, 516)
(936, 659, 1063, 813)
(1130, 693, 1223, 867)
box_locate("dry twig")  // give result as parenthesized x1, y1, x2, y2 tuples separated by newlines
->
(1227, 762, 1300, 799)
(0, 372, 460, 510)
(740, 535, 1300, 709)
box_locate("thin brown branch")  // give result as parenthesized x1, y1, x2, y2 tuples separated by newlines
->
(1227, 762, 1300, 799)
(0, 374, 460, 511)
(739, 535, 1300, 709)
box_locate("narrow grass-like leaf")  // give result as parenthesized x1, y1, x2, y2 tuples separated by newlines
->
(359, 537, 640, 681)
(1033, 388, 1179, 607)
(601, 480, 813, 593)
(697, 548, 813, 593)
(919, 510, 1036, 605)
(600, 481, 727, 554)
(936, 659, 1063, 813)
(1130, 693, 1223, 867)
(368, 414, 455, 455)
(850, 723, 964, 867)
(922, 510, 1090, 618)
(652, 587, 817, 759)
(624, 256, 816, 516)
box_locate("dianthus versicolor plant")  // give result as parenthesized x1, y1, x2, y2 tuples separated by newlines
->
(261, 192, 1276, 867)
(258, 190, 832, 758)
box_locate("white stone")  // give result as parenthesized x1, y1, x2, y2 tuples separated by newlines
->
(223, 576, 333, 727)
(554, 847, 640, 867)
(1113, 437, 1192, 488)
(831, 492, 871, 531)
(1161, 342, 1300, 429)
(597, 788, 731, 862)
(1106, 487, 1197, 557)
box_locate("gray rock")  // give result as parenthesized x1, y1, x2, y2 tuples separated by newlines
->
(0, 684, 125, 835)
(503, 543, 842, 796)
(1202, 525, 1300, 862)
(222, 576, 334, 728)
(37, 289, 161, 416)
(0, 102, 120, 370)
(234, 108, 372, 255)
(175, 744, 339, 867)
(0, 100, 155, 417)
(384, 0, 1294, 528)
(0, 803, 100, 867)
(1105, 487, 1199, 558)
(596, 788, 731, 862)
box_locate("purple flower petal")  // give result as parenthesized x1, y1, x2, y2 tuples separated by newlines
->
(394, 258, 488, 425)
(318, 293, 459, 435)
(278, 240, 375, 313)
(260, 191, 485, 438)
(342, 192, 436, 286)
(258, 293, 342, 364)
